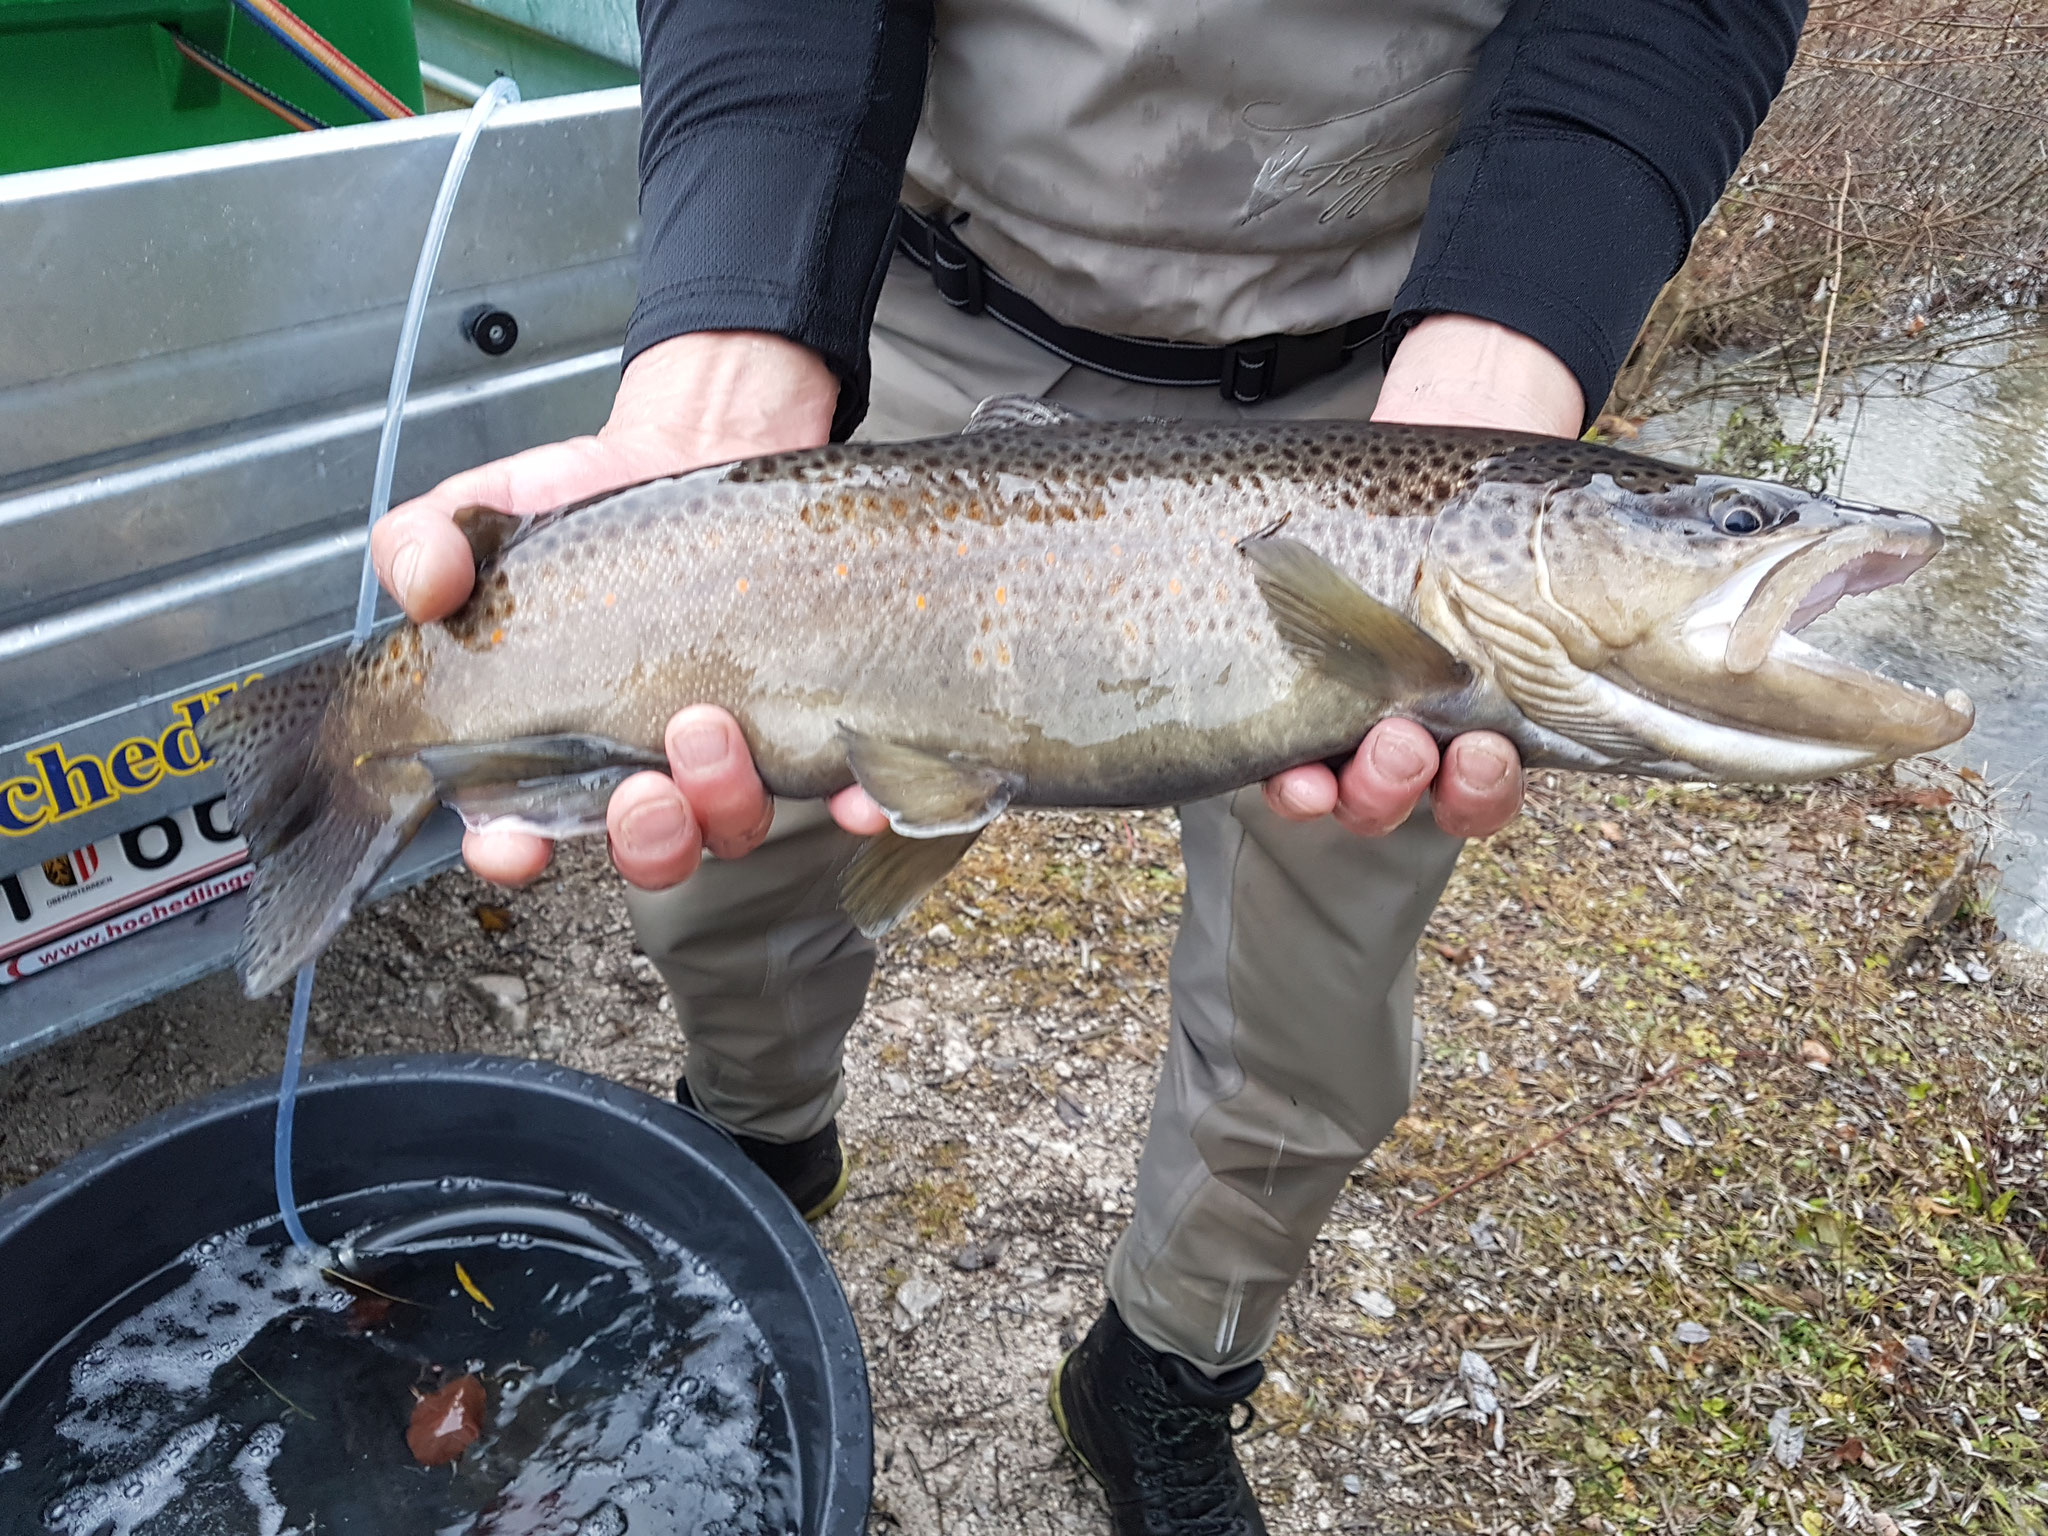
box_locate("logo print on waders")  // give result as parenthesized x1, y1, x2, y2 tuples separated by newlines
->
(1236, 68, 1472, 226)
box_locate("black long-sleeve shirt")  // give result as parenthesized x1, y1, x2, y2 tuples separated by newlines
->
(626, 0, 1804, 432)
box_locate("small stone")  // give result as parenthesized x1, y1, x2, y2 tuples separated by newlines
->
(1675, 1321, 1711, 1346)
(883, 1071, 913, 1095)
(1904, 1334, 1932, 1363)
(950, 1237, 1009, 1272)
(1341, 1474, 1362, 1497)
(925, 922, 954, 945)
(893, 1275, 944, 1331)
(1798, 1038, 1833, 1067)
(1577, 967, 1603, 995)
(467, 973, 529, 1031)
(1469, 998, 1499, 1019)
(940, 1021, 975, 1080)
(1659, 1114, 1696, 1148)
(1038, 1287, 1075, 1319)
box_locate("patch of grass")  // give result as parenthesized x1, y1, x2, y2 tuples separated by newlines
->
(1257, 764, 2043, 1532)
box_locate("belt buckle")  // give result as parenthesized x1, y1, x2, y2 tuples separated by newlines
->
(929, 219, 987, 317)
(1221, 337, 1279, 404)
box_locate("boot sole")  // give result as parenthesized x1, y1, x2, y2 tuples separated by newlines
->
(799, 1149, 851, 1223)
(1047, 1352, 1108, 1487)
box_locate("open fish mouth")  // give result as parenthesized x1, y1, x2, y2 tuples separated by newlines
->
(1668, 519, 1974, 755)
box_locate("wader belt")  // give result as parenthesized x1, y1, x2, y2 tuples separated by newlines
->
(895, 207, 1386, 406)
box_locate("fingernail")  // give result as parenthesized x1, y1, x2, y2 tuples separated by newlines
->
(1281, 780, 1322, 817)
(619, 797, 688, 857)
(1461, 739, 1519, 791)
(671, 719, 726, 772)
(1369, 730, 1429, 782)
(390, 540, 422, 606)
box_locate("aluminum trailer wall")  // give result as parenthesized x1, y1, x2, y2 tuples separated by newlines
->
(0, 88, 643, 1061)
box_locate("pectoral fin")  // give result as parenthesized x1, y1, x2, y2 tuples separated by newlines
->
(839, 828, 984, 937)
(411, 734, 667, 839)
(450, 505, 528, 568)
(840, 730, 1019, 836)
(962, 395, 1083, 433)
(1238, 534, 1469, 699)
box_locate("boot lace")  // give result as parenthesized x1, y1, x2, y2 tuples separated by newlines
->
(1120, 1368, 1260, 1533)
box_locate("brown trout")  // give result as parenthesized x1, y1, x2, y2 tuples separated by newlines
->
(202, 399, 1974, 996)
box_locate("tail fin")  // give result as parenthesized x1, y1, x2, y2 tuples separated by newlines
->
(200, 658, 434, 997)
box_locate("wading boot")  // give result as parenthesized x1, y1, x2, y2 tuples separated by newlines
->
(676, 1079, 849, 1221)
(1051, 1301, 1267, 1535)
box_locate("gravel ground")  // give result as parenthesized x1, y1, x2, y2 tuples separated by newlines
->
(2, 767, 2039, 1535)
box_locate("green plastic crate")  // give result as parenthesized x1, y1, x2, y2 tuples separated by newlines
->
(0, 0, 426, 174)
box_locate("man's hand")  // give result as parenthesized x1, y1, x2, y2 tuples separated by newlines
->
(371, 330, 839, 889)
(1260, 314, 1585, 841)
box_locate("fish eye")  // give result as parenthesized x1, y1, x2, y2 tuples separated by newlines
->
(1708, 490, 1775, 536)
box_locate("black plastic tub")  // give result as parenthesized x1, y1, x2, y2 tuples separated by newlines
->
(0, 1053, 870, 1532)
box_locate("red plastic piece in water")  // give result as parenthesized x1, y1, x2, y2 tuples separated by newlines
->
(407, 1374, 486, 1466)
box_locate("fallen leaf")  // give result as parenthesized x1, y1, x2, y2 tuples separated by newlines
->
(407, 1375, 485, 1466)
(1054, 1087, 1089, 1128)
(455, 1261, 494, 1311)
(348, 1295, 394, 1332)
(1768, 1406, 1806, 1469)
(1824, 1435, 1870, 1468)
(474, 904, 515, 933)
(1434, 942, 1474, 966)
(1798, 1039, 1833, 1067)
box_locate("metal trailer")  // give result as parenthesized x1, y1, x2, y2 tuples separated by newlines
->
(0, 83, 646, 1063)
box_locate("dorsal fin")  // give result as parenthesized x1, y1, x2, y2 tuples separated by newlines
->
(962, 394, 1083, 433)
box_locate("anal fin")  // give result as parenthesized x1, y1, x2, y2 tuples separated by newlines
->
(1238, 534, 1469, 699)
(841, 729, 1019, 836)
(412, 734, 667, 839)
(840, 828, 983, 938)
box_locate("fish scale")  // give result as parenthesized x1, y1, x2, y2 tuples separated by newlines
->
(199, 407, 1971, 996)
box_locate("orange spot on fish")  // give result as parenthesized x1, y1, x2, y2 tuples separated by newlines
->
(835, 563, 849, 577)
(603, 592, 617, 608)
(1045, 551, 1057, 566)
(1168, 579, 1181, 596)
(916, 593, 926, 610)
(995, 587, 1006, 605)
(490, 627, 504, 645)
(957, 542, 969, 556)
(1111, 543, 1122, 558)
(972, 647, 984, 666)
(996, 644, 1011, 666)
(736, 577, 750, 594)
(1123, 621, 1139, 642)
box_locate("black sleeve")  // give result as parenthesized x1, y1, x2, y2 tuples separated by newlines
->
(1387, 0, 1805, 426)
(626, 0, 933, 437)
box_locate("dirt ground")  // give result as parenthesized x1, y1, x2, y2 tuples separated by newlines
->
(3, 766, 2042, 1535)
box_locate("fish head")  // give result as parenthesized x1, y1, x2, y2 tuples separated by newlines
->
(1420, 448, 1973, 779)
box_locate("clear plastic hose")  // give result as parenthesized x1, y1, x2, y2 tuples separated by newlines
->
(276, 74, 522, 1253)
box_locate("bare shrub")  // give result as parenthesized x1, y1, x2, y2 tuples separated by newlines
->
(1612, 0, 2048, 418)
